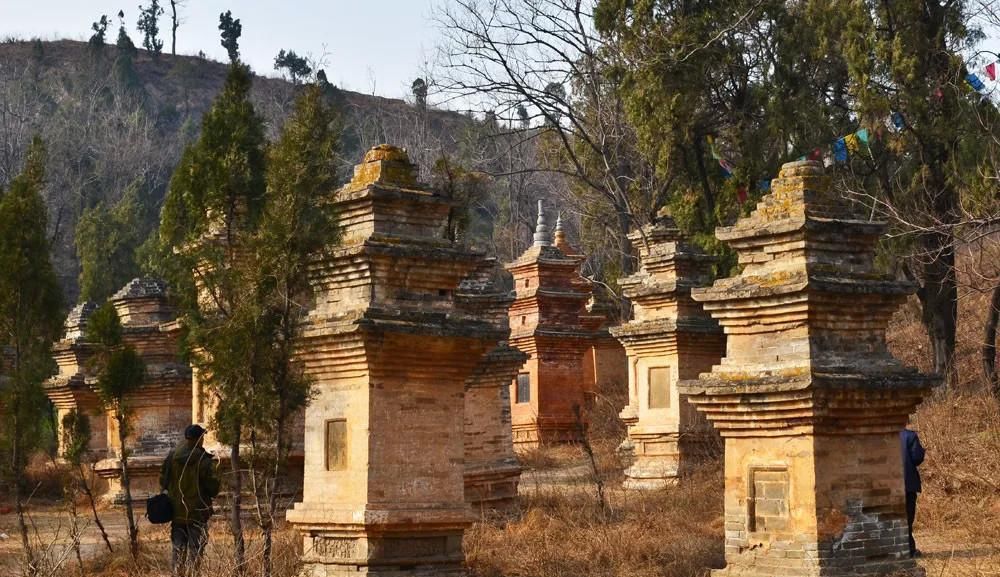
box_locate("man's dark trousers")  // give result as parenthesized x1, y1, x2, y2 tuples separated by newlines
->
(905, 491, 918, 557)
(171, 521, 208, 576)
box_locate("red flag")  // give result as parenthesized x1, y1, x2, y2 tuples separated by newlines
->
(808, 148, 822, 161)
(987, 62, 997, 81)
(736, 185, 748, 204)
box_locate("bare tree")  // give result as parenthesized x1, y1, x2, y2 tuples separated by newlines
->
(169, 0, 184, 56)
(435, 0, 670, 281)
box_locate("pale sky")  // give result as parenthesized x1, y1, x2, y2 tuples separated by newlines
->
(0, 0, 441, 99)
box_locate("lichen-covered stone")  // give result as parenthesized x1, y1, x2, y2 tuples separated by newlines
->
(611, 211, 724, 489)
(285, 145, 506, 577)
(678, 161, 936, 577)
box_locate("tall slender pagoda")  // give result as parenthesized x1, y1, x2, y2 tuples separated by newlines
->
(505, 201, 600, 448)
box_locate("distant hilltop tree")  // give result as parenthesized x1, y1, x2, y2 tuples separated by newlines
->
(116, 11, 136, 56)
(274, 49, 311, 84)
(219, 10, 242, 63)
(137, 0, 165, 57)
(89, 15, 109, 50)
(169, 0, 184, 55)
(412, 77, 428, 110)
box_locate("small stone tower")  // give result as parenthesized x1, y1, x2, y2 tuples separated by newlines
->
(611, 210, 724, 489)
(45, 279, 192, 503)
(46, 302, 106, 458)
(505, 201, 599, 448)
(679, 161, 936, 576)
(457, 263, 527, 509)
(285, 145, 506, 577)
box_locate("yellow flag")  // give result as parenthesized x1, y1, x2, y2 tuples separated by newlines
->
(844, 133, 860, 153)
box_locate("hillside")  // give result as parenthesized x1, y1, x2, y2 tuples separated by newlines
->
(0, 39, 479, 303)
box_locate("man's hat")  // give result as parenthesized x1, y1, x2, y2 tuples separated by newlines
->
(184, 424, 207, 439)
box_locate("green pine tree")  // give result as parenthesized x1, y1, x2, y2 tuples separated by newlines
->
(75, 181, 146, 303)
(136, 0, 165, 56)
(87, 302, 144, 559)
(157, 60, 266, 572)
(0, 137, 63, 575)
(840, 0, 988, 385)
(248, 83, 339, 577)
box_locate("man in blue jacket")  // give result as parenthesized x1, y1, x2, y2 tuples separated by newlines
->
(900, 427, 926, 558)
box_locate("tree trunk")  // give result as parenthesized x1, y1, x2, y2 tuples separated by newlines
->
(918, 230, 958, 386)
(690, 136, 717, 229)
(229, 423, 246, 575)
(984, 284, 1000, 399)
(117, 415, 139, 560)
(12, 411, 37, 577)
(262, 414, 287, 577)
(79, 464, 113, 552)
(170, 1, 178, 56)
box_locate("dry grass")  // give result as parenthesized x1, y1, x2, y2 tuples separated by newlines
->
(912, 387, 1000, 576)
(59, 523, 301, 577)
(466, 382, 724, 577)
(465, 462, 724, 577)
(885, 255, 1000, 576)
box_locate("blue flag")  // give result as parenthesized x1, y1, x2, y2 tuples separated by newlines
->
(891, 112, 905, 130)
(758, 179, 771, 191)
(967, 73, 986, 92)
(833, 138, 848, 163)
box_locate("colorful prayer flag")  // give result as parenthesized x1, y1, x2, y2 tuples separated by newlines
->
(844, 133, 860, 153)
(987, 62, 997, 81)
(736, 185, 748, 204)
(966, 73, 986, 92)
(706, 135, 722, 160)
(719, 158, 734, 178)
(808, 148, 822, 161)
(833, 138, 848, 163)
(856, 128, 870, 145)
(757, 179, 771, 192)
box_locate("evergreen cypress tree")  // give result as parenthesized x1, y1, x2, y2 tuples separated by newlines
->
(75, 181, 145, 303)
(0, 137, 63, 575)
(249, 82, 340, 577)
(87, 302, 144, 559)
(840, 1, 986, 385)
(158, 59, 266, 573)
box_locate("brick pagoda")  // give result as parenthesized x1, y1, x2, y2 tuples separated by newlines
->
(285, 145, 505, 577)
(457, 263, 527, 509)
(611, 210, 724, 489)
(46, 278, 192, 503)
(46, 302, 106, 459)
(679, 161, 936, 576)
(505, 202, 602, 448)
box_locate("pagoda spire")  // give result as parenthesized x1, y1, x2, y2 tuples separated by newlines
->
(532, 200, 552, 247)
(553, 212, 571, 254)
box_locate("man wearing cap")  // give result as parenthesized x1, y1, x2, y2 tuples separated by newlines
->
(160, 424, 220, 577)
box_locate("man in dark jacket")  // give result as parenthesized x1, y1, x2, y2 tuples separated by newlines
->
(160, 424, 220, 577)
(900, 427, 926, 558)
